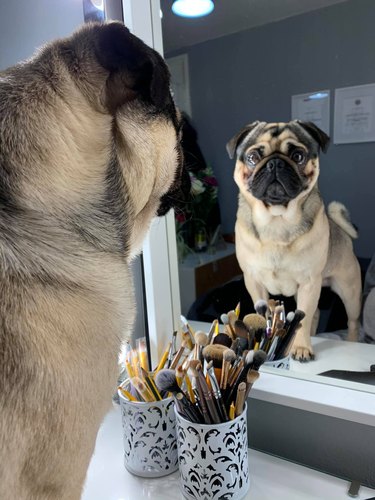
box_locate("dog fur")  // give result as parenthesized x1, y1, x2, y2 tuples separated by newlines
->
(227, 121, 362, 361)
(0, 22, 183, 499)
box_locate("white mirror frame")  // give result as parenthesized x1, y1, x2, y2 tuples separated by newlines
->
(123, 0, 375, 428)
(122, 0, 182, 367)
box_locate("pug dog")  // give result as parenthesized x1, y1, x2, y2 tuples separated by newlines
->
(227, 121, 361, 361)
(0, 22, 186, 499)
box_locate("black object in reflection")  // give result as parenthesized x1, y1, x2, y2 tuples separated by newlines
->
(319, 369, 375, 386)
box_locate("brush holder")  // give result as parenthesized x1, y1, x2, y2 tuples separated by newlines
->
(175, 405, 250, 500)
(118, 385, 178, 478)
(263, 354, 290, 370)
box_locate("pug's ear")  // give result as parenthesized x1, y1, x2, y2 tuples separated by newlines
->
(226, 121, 261, 159)
(94, 22, 171, 112)
(296, 120, 330, 153)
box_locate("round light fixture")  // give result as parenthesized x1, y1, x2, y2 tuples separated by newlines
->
(90, 0, 104, 11)
(172, 0, 214, 18)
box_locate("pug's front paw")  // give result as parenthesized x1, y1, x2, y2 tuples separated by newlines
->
(290, 344, 315, 362)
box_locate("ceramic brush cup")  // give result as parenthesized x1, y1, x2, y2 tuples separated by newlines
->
(118, 384, 178, 478)
(175, 404, 250, 500)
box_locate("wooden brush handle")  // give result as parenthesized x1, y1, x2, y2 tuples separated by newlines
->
(235, 382, 246, 417)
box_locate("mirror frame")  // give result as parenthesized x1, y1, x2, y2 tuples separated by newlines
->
(127, 0, 375, 427)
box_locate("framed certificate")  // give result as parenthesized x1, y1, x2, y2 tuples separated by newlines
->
(291, 90, 330, 134)
(334, 83, 375, 144)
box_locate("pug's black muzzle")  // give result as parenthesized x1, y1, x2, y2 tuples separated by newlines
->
(251, 156, 304, 206)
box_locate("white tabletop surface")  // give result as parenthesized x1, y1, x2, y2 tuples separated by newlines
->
(82, 407, 375, 500)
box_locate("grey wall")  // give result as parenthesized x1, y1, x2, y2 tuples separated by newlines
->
(0, 0, 84, 69)
(166, 0, 375, 259)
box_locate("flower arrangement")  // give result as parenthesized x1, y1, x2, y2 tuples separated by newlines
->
(175, 164, 219, 261)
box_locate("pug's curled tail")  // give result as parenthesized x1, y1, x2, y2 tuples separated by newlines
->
(328, 201, 358, 239)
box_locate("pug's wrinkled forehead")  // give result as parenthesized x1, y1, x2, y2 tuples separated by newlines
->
(227, 120, 330, 161)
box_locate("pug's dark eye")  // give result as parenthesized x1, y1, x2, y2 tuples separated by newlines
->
(246, 151, 261, 166)
(291, 150, 306, 164)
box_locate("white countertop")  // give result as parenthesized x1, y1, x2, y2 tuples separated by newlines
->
(179, 243, 236, 268)
(190, 320, 375, 385)
(82, 407, 375, 500)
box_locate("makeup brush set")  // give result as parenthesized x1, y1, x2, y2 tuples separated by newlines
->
(151, 300, 304, 423)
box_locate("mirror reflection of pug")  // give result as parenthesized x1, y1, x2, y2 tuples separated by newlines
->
(227, 121, 361, 361)
(0, 23, 186, 499)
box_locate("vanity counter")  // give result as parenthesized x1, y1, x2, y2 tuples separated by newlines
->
(82, 408, 375, 500)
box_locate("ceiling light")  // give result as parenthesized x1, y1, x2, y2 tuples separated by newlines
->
(90, 0, 104, 11)
(172, 0, 214, 18)
(308, 92, 329, 100)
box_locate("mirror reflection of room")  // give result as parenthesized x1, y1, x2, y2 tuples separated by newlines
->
(162, 0, 375, 380)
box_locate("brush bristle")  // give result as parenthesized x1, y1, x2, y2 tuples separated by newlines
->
(245, 350, 254, 366)
(254, 299, 268, 317)
(234, 320, 249, 339)
(286, 311, 295, 322)
(247, 370, 260, 384)
(252, 350, 267, 369)
(212, 332, 232, 348)
(202, 344, 226, 366)
(223, 348, 236, 363)
(294, 310, 306, 322)
(220, 313, 229, 324)
(243, 313, 266, 332)
(154, 369, 179, 393)
(195, 331, 208, 347)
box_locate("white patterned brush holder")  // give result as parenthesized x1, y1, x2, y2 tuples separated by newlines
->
(118, 388, 178, 478)
(263, 354, 290, 370)
(175, 405, 250, 500)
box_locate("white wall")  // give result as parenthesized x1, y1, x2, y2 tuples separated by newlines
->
(0, 0, 84, 69)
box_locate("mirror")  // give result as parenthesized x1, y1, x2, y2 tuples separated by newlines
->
(161, 0, 375, 390)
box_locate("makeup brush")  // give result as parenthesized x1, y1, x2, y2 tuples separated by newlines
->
(235, 382, 246, 417)
(189, 360, 221, 424)
(131, 376, 154, 402)
(140, 367, 162, 401)
(267, 329, 286, 361)
(234, 319, 251, 352)
(207, 319, 219, 344)
(226, 350, 254, 405)
(155, 369, 186, 396)
(234, 302, 241, 318)
(212, 332, 233, 348)
(181, 325, 194, 351)
(254, 299, 268, 318)
(193, 330, 209, 361)
(231, 338, 245, 357)
(202, 344, 226, 381)
(180, 315, 195, 344)
(220, 313, 235, 338)
(274, 309, 305, 360)
(206, 361, 228, 422)
(155, 369, 201, 422)
(244, 369, 260, 399)
(268, 299, 277, 316)
(220, 348, 236, 390)
(243, 313, 266, 350)
(155, 342, 171, 373)
(284, 311, 295, 330)
(251, 350, 267, 371)
(166, 331, 178, 368)
(271, 305, 285, 335)
(188, 361, 211, 424)
(170, 345, 185, 370)
(243, 313, 267, 336)
(227, 310, 238, 333)
(268, 311, 294, 354)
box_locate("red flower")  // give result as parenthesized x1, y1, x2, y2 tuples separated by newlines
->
(204, 176, 218, 186)
(176, 212, 186, 223)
